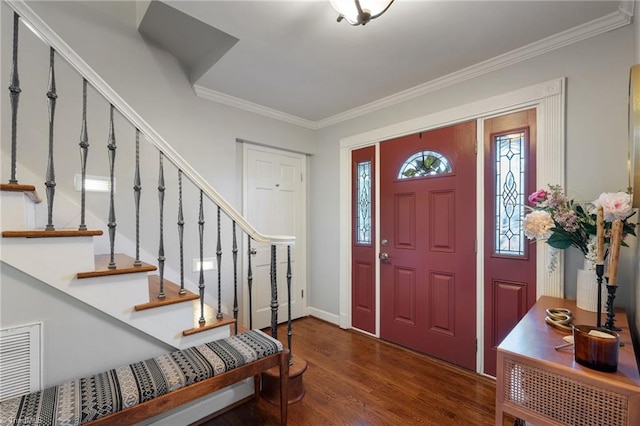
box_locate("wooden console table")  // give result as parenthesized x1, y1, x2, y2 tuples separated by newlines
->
(495, 296, 640, 426)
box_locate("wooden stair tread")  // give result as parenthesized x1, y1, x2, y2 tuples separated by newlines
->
(77, 253, 156, 279)
(183, 303, 235, 336)
(1, 183, 36, 192)
(3, 229, 103, 238)
(134, 275, 200, 311)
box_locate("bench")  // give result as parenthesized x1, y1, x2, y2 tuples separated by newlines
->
(0, 330, 289, 425)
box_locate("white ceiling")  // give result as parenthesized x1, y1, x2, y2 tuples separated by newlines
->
(139, 1, 631, 128)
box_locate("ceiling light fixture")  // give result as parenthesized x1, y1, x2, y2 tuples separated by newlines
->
(330, 0, 394, 26)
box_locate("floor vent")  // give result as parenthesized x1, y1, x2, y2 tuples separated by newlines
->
(0, 323, 42, 401)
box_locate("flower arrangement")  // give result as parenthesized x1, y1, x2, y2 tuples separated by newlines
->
(523, 185, 636, 271)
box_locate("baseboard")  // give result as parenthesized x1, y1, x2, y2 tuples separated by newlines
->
(141, 378, 254, 425)
(306, 307, 339, 325)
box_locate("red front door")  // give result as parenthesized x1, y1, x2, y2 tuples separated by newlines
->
(483, 109, 537, 377)
(379, 121, 477, 370)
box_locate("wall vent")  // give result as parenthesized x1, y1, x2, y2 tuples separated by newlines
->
(0, 323, 42, 401)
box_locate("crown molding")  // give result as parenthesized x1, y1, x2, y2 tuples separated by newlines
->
(195, 2, 633, 130)
(193, 85, 318, 130)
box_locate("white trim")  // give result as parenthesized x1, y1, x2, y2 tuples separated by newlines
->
(190, 4, 630, 130)
(338, 78, 565, 374)
(193, 85, 318, 130)
(307, 307, 340, 325)
(475, 118, 486, 374)
(7, 0, 294, 246)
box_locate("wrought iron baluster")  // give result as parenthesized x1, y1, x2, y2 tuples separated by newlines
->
(232, 221, 238, 334)
(133, 129, 142, 266)
(198, 190, 205, 325)
(286, 245, 293, 364)
(270, 244, 278, 338)
(45, 47, 57, 231)
(177, 170, 186, 294)
(8, 12, 21, 184)
(216, 206, 223, 319)
(78, 79, 89, 231)
(247, 237, 254, 330)
(107, 104, 117, 268)
(157, 152, 165, 299)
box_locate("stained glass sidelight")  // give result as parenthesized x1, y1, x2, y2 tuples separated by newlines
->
(495, 132, 526, 256)
(356, 160, 372, 244)
(398, 151, 452, 179)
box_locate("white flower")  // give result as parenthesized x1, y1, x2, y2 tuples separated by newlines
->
(592, 192, 632, 222)
(547, 247, 559, 272)
(523, 210, 554, 240)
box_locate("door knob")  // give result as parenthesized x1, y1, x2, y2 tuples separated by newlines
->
(249, 248, 257, 255)
(379, 252, 389, 260)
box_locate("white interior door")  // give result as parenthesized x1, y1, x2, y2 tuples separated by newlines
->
(243, 143, 306, 329)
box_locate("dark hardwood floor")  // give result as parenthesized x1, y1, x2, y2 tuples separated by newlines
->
(199, 317, 515, 426)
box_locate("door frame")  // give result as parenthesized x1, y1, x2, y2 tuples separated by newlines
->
(240, 141, 308, 329)
(339, 78, 566, 374)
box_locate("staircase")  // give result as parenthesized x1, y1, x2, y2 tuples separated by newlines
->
(0, 195, 233, 350)
(0, 1, 297, 420)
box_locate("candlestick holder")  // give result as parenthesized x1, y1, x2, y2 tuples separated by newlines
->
(604, 282, 621, 331)
(595, 264, 604, 328)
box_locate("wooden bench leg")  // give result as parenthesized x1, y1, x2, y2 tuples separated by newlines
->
(254, 374, 261, 400)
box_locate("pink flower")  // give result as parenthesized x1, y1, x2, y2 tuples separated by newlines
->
(528, 189, 547, 204)
(592, 192, 632, 222)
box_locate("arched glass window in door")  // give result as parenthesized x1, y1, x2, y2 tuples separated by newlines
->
(397, 150, 452, 179)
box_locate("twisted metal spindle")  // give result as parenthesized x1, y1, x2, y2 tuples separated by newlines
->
(78, 79, 89, 231)
(8, 12, 21, 184)
(270, 244, 278, 338)
(247, 237, 254, 329)
(107, 105, 117, 268)
(157, 152, 166, 299)
(45, 47, 57, 231)
(133, 129, 142, 266)
(232, 221, 238, 334)
(198, 190, 206, 325)
(177, 170, 186, 294)
(216, 206, 223, 319)
(286, 245, 293, 364)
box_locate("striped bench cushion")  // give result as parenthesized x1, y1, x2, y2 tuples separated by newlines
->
(0, 330, 282, 426)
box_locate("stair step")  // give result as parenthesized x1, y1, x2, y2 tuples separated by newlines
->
(77, 253, 156, 279)
(134, 275, 200, 311)
(2, 229, 103, 238)
(182, 303, 235, 336)
(1, 183, 42, 203)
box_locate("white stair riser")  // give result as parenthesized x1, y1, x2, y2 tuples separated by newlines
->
(1, 191, 37, 230)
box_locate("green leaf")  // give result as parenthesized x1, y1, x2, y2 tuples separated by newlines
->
(547, 233, 573, 250)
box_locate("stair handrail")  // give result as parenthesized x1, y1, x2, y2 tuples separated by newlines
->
(6, 0, 294, 246)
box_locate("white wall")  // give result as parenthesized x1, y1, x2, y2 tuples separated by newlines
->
(311, 25, 637, 328)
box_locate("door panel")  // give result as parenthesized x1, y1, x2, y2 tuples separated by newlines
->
(483, 109, 537, 376)
(351, 146, 376, 333)
(245, 145, 305, 329)
(380, 121, 476, 371)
